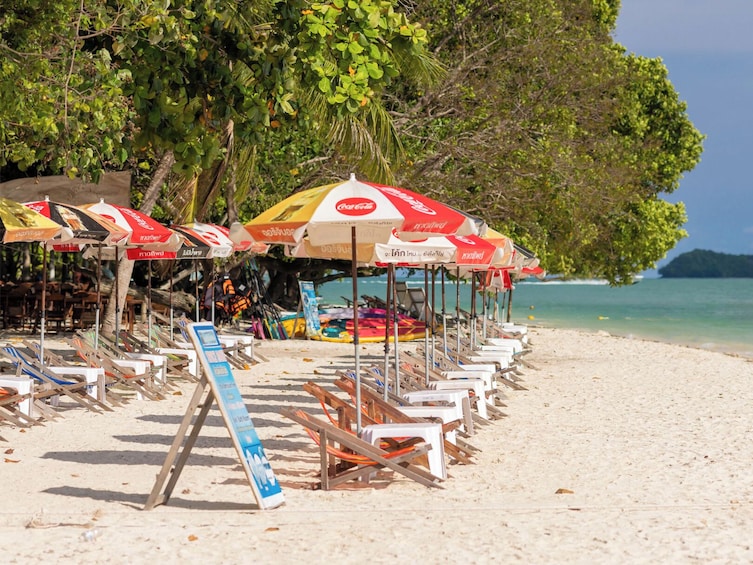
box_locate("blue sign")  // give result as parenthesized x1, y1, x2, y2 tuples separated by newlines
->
(298, 280, 321, 337)
(187, 322, 284, 509)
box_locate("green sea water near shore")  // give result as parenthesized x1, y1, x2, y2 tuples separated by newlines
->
(316, 276, 753, 358)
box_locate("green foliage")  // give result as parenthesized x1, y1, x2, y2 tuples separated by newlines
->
(659, 250, 753, 278)
(1, 0, 432, 182)
(0, 0, 132, 181)
(390, 0, 703, 285)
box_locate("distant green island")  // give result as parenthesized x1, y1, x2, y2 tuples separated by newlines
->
(659, 249, 753, 278)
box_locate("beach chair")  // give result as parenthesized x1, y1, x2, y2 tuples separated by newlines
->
(88, 331, 174, 391)
(65, 335, 164, 401)
(400, 349, 509, 419)
(332, 375, 475, 466)
(281, 407, 444, 490)
(0, 380, 39, 427)
(166, 317, 259, 369)
(23, 340, 126, 408)
(0, 346, 111, 413)
(117, 330, 198, 382)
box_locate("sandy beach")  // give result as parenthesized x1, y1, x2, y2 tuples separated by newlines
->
(2, 326, 753, 563)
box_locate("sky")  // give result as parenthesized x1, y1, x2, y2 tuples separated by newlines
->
(614, 0, 753, 271)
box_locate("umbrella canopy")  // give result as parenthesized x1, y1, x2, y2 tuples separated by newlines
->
(243, 174, 479, 434)
(125, 226, 215, 260)
(178, 222, 235, 257)
(0, 197, 63, 243)
(24, 198, 130, 248)
(239, 173, 479, 246)
(287, 230, 458, 265)
(80, 200, 178, 246)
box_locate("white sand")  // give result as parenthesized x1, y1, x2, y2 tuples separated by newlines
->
(2, 327, 753, 563)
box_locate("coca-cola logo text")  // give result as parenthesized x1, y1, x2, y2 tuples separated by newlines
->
(335, 198, 376, 216)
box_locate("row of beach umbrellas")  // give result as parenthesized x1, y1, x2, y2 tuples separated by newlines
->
(2, 175, 542, 435)
(0, 196, 264, 358)
(229, 173, 543, 432)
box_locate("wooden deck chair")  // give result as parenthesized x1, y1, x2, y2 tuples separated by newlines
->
(88, 331, 176, 392)
(362, 364, 480, 433)
(281, 407, 443, 490)
(0, 383, 39, 428)
(302, 380, 426, 449)
(399, 350, 509, 419)
(65, 336, 164, 401)
(161, 317, 256, 370)
(418, 343, 527, 392)
(23, 339, 127, 408)
(116, 330, 197, 382)
(0, 346, 111, 413)
(332, 375, 475, 466)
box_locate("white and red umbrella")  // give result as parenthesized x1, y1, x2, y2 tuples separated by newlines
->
(23, 198, 129, 360)
(242, 174, 478, 433)
(239, 173, 478, 247)
(78, 200, 180, 344)
(24, 197, 129, 247)
(80, 199, 178, 247)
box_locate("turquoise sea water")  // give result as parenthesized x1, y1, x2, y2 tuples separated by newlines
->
(316, 276, 753, 358)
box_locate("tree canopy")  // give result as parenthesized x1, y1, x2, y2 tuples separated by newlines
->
(0, 0, 704, 288)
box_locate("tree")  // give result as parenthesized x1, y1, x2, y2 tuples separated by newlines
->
(2, 1, 441, 316)
(386, 0, 703, 284)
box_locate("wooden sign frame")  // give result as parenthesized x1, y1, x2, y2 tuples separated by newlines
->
(144, 322, 284, 510)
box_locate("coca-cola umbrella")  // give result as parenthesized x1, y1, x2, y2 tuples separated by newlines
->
(125, 224, 220, 342)
(238, 174, 479, 433)
(23, 197, 130, 361)
(80, 200, 179, 345)
(1, 198, 65, 363)
(181, 221, 268, 324)
(0, 197, 63, 243)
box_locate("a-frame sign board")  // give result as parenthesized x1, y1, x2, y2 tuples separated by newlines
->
(144, 322, 284, 510)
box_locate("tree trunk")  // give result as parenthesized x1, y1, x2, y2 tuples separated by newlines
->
(101, 151, 176, 336)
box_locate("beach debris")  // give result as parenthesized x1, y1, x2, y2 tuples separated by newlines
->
(4, 457, 20, 463)
(188, 534, 198, 542)
(80, 528, 102, 542)
(4, 448, 13, 454)
(265, 527, 280, 532)
(303, 358, 314, 362)
(555, 488, 574, 494)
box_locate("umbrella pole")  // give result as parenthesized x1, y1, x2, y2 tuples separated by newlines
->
(441, 267, 447, 357)
(382, 263, 391, 401)
(350, 227, 362, 435)
(147, 259, 152, 347)
(470, 272, 477, 350)
(431, 265, 436, 373)
(193, 261, 199, 325)
(211, 269, 215, 326)
(456, 267, 461, 359)
(40, 244, 47, 366)
(506, 286, 514, 323)
(482, 271, 488, 340)
(392, 264, 400, 396)
(114, 248, 120, 347)
(170, 266, 174, 342)
(423, 265, 430, 386)
(95, 244, 102, 351)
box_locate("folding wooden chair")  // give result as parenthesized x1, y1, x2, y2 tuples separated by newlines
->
(65, 336, 164, 401)
(0, 346, 111, 413)
(0, 382, 39, 428)
(281, 407, 443, 490)
(332, 375, 475, 466)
